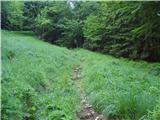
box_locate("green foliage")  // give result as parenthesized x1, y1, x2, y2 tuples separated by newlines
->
(2, 1, 160, 119)
(83, 1, 160, 61)
(1, 1, 25, 30)
(148, 101, 160, 120)
(2, 1, 159, 61)
(56, 18, 84, 48)
(83, 15, 105, 49)
(2, 30, 160, 120)
(34, 1, 71, 43)
(74, 49, 160, 120)
(23, 1, 47, 30)
(73, 1, 100, 20)
(1, 30, 80, 120)
(1, 1, 10, 29)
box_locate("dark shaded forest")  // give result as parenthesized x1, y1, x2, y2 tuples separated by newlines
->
(1, 1, 160, 61)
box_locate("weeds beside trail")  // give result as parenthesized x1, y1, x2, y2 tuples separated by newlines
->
(75, 49, 160, 120)
(2, 30, 160, 120)
(72, 54, 107, 120)
(2, 30, 80, 120)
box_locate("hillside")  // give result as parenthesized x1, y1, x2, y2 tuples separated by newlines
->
(2, 30, 160, 120)
(2, 30, 80, 120)
(2, 1, 160, 61)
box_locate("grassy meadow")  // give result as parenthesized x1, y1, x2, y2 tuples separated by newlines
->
(1, 30, 160, 120)
(75, 49, 160, 120)
(1, 30, 80, 120)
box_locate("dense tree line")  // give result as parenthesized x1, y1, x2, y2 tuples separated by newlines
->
(1, 1, 160, 62)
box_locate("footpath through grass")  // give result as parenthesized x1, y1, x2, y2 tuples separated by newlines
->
(75, 49, 160, 120)
(2, 30, 160, 120)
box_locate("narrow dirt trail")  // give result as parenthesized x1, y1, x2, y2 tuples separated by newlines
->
(72, 57, 107, 120)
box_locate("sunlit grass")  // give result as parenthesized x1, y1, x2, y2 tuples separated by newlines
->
(2, 30, 160, 120)
(75, 49, 160, 120)
(1, 30, 80, 120)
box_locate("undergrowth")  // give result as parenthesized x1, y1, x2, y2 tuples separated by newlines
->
(2, 30, 160, 120)
(75, 49, 160, 120)
(1, 30, 80, 120)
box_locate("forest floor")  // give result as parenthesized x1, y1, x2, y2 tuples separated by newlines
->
(2, 30, 160, 120)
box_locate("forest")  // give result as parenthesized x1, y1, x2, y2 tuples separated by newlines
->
(1, 1, 160, 120)
(2, 1, 160, 62)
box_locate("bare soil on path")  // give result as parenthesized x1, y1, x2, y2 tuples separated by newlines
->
(72, 58, 107, 120)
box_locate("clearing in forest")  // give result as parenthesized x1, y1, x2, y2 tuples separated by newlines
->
(2, 30, 160, 120)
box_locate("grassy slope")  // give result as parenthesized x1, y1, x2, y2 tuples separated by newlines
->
(2, 30, 160, 120)
(2, 30, 80, 120)
(75, 49, 160, 120)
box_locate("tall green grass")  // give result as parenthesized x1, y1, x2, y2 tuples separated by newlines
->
(2, 30, 160, 120)
(75, 49, 160, 120)
(1, 30, 80, 120)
